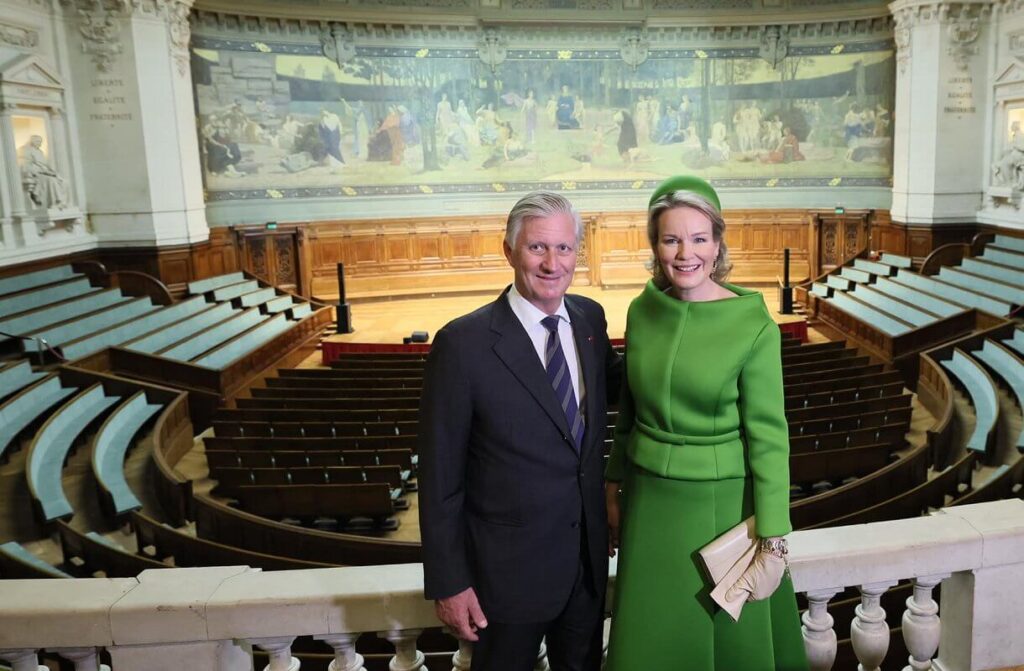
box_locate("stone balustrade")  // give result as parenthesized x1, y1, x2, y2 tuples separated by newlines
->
(1, 500, 1023, 671)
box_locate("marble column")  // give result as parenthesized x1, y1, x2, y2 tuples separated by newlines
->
(889, 0, 994, 224)
(61, 0, 208, 248)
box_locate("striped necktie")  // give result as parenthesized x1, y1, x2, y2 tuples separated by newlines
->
(541, 315, 585, 452)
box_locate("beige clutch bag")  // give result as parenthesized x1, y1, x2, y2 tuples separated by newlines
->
(697, 516, 757, 622)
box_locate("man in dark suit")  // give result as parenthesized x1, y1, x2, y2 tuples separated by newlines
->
(419, 191, 621, 671)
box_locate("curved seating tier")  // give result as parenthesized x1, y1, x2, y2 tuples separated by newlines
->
(940, 349, 998, 456)
(0, 542, 72, 578)
(56, 520, 164, 578)
(0, 288, 125, 338)
(26, 383, 122, 523)
(0, 360, 46, 402)
(92, 392, 165, 519)
(0, 375, 78, 461)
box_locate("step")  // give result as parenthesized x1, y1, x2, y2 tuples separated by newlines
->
(187, 272, 245, 296)
(288, 303, 313, 321)
(895, 269, 1012, 315)
(264, 295, 294, 314)
(826, 276, 852, 292)
(938, 267, 1023, 306)
(839, 267, 872, 284)
(22, 297, 157, 351)
(0, 265, 79, 298)
(211, 280, 260, 302)
(981, 246, 1024, 268)
(811, 282, 831, 298)
(873, 277, 964, 318)
(239, 287, 277, 308)
(124, 303, 237, 355)
(849, 284, 939, 327)
(0, 277, 93, 316)
(827, 292, 913, 336)
(961, 258, 1024, 288)
(879, 253, 913, 269)
(853, 258, 895, 277)
(993, 235, 1024, 253)
(0, 289, 127, 338)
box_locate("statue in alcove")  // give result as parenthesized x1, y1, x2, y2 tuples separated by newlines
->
(19, 135, 69, 209)
(991, 121, 1024, 190)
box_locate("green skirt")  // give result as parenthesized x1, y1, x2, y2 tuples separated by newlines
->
(605, 467, 809, 671)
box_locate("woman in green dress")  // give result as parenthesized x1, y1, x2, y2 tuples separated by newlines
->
(604, 176, 808, 670)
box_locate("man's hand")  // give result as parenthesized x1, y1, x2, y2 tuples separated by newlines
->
(606, 482, 621, 557)
(436, 587, 488, 641)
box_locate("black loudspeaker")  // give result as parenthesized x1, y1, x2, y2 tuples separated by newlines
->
(403, 331, 429, 344)
(779, 248, 793, 315)
(336, 262, 354, 334)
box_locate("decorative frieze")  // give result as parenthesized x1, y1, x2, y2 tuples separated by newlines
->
(0, 22, 40, 49)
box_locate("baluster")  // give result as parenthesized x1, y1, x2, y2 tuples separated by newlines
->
(381, 629, 425, 671)
(251, 636, 301, 671)
(0, 649, 45, 671)
(902, 575, 947, 671)
(450, 636, 472, 671)
(852, 581, 896, 671)
(55, 647, 102, 671)
(314, 633, 366, 671)
(802, 588, 839, 671)
(534, 638, 549, 671)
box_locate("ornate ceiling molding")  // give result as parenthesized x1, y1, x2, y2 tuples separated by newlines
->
(191, 9, 893, 47)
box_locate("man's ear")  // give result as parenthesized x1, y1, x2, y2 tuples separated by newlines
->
(503, 239, 513, 265)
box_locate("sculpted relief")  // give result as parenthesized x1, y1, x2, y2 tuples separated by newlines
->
(19, 135, 70, 210)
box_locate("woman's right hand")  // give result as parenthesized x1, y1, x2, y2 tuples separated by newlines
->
(606, 482, 621, 557)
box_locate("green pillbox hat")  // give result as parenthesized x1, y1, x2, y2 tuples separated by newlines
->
(648, 175, 721, 212)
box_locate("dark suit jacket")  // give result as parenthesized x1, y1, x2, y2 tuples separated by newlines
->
(418, 288, 621, 624)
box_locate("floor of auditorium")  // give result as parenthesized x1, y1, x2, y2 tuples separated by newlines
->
(4, 284, 989, 563)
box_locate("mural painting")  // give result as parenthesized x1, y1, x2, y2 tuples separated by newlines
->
(191, 35, 895, 200)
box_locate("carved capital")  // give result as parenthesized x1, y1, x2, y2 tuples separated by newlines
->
(161, 0, 193, 77)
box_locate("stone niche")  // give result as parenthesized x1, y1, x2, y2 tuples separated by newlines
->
(0, 53, 83, 250)
(987, 55, 1024, 212)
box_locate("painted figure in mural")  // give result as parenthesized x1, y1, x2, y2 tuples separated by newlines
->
(613, 110, 639, 167)
(762, 115, 783, 153)
(437, 93, 455, 136)
(647, 98, 661, 143)
(521, 89, 539, 145)
(381, 106, 405, 165)
(656, 106, 684, 145)
(340, 99, 369, 158)
(367, 117, 393, 163)
(482, 122, 528, 169)
(276, 114, 303, 153)
(399, 105, 421, 147)
(19, 135, 69, 209)
(873, 104, 891, 138)
(318, 109, 344, 167)
(477, 103, 500, 146)
(709, 119, 730, 162)
(557, 85, 580, 130)
(445, 124, 471, 162)
(843, 104, 863, 145)
(573, 94, 587, 129)
(202, 123, 243, 176)
(546, 94, 558, 128)
(634, 95, 650, 146)
(678, 96, 693, 134)
(456, 100, 479, 146)
(762, 126, 805, 164)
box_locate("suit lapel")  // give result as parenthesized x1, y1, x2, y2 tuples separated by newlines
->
(566, 297, 599, 460)
(490, 290, 573, 441)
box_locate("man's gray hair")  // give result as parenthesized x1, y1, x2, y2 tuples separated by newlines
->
(504, 191, 583, 247)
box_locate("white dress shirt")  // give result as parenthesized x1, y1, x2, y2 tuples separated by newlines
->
(507, 284, 584, 406)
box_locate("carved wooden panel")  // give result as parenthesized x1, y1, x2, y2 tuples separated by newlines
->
(273, 236, 296, 287)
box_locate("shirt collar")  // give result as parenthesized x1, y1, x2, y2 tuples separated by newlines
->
(507, 283, 570, 327)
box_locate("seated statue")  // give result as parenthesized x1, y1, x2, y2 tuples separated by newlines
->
(19, 135, 69, 210)
(991, 143, 1024, 190)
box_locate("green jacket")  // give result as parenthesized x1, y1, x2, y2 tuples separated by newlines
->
(606, 280, 792, 537)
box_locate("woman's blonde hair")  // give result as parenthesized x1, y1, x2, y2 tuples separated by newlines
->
(646, 191, 732, 289)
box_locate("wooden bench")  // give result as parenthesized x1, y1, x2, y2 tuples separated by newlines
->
(231, 483, 397, 528)
(27, 383, 121, 523)
(213, 408, 419, 431)
(0, 264, 79, 296)
(828, 292, 914, 336)
(193, 492, 419, 564)
(187, 271, 245, 295)
(784, 381, 906, 410)
(281, 368, 426, 381)
(267, 375, 423, 388)
(981, 244, 1024, 269)
(839, 267, 872, 284)
(159, 307, 265, 362)
(0, 288, 126, 338)
(783, 354, 872, 376)
(21, 297, 159, 352)
(0, 541, 72, 578)
(56, 520, 164, 578)
(790, 406, 913, 436)
(880, 253, 913, 269)
(123, 303, 236, 355)
(993, 234, 1024, 252)
(59, 297, 211, 361)
(780, 347, 856, 366)
(896, 269, 1012, 315)
(937, 267, 1023, 306)
(784, 370, 904, 397)
(961, 257, 1024, 288)
(850, 284, 941, 327)
(204, 447, 414, 471)
(211, 279, 260, 302)
(211, 465, 406, 498)
(194, 313, 292, 369)
(941, 349, 999, 456)
(253, 385, 421, 401)
(806, 450, 978, 528)
(0, 276, 93, 316)
(790, 423, 908, 453)
(238, 287, 277, 308)
(826, 275, 853, 292)
(205, 433, 419, 451)
(853, 258, 896, 277)
(785, 363, 886, 386)
(972, 339, 1024, 452)
(0, 360, 46, 402)
(785, 394, 912, 424)
(0, 375, 77, 461)
(130, 511, 336, 570)
(92, 391, 164, 520)
(790, 443, 895, 483)
(236, 397, 422, 412)
(328, 359, 427, 371)
(872, 277, 965, 318)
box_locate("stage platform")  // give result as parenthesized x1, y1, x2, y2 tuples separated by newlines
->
(322, 285, 809, 363)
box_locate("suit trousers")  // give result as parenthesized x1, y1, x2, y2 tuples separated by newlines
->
(470, 557, 604, 671)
